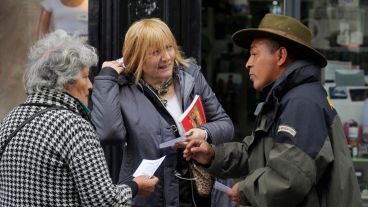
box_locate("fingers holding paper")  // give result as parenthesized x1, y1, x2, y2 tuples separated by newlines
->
(172, 127, 208, 150)
(183, 139, 214, 164)
(133, 176, 159, 197)
(228, 182, 241, 204)
(228, 182, 251, 205)
(102, 60, 125, 74)
(174, 128, 206, 149)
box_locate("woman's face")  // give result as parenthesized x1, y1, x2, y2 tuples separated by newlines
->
(141, 42, 176, 85)
(64, 66, 92, 106)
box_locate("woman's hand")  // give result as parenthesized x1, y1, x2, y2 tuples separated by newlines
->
(102, 60, 125, 74)
(184, 128, 206, 141)
(174, 128, 207, 149)
(133, 176, 159, 197)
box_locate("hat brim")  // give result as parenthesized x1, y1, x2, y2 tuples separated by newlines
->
(232, 29, 327, 68)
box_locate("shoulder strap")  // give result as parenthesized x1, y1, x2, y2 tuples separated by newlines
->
(139, 85, 190, 176)
(0, 105, 65, 158)
(139, 85, 180, 137)
(19, 103, 56, 108)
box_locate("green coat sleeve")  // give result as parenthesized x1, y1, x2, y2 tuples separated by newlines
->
(207, 137, 251, 179)
(208, 140, 317, 207)
(239, 143, 316, 207)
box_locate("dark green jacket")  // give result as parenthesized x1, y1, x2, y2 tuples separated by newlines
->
(207, 60, 361, 207)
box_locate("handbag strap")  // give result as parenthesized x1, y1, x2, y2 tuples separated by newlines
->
(139, 84, 180, 137)
(0, 105, 65, 158)
(138, 84, 191, 177)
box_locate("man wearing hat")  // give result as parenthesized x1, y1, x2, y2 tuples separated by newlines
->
(183, 14, 361, 207)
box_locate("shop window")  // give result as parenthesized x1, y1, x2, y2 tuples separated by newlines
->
(202, 0, 284, 138)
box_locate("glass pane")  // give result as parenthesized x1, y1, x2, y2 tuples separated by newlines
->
(350, 88, 368, 102)
(301, 0, 368, 74)
(201, 0, 285, 138)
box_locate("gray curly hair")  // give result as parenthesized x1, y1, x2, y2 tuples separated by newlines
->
(23, 30, 98, 94)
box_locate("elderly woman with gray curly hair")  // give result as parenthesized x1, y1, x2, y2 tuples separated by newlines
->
(0, 30, 158, 207)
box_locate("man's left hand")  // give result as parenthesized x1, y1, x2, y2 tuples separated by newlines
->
(228, 182, 241, 204)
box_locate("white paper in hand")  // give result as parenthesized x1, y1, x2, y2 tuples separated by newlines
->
(133, 156, 166, 178)
(214, 181, 231, 193)
(159, 137, 185, 148)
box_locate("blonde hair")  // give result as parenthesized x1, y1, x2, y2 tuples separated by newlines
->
(122, 18, 189, 83)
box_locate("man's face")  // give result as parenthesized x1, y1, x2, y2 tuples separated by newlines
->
(245, 38, 283, 91)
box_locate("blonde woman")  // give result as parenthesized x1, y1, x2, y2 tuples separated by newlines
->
(91, 18, 234, 207)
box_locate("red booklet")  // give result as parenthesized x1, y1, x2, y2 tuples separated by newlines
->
(179, 95, 206, 131)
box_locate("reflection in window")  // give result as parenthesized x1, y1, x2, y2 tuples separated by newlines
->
(350, 89, 368, 102)
(329, 86, 348, 99)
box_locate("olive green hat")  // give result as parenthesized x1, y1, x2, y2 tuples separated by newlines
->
(232, 13, 327, 67)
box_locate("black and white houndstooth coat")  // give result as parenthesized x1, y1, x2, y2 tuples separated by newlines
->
(0, 89, 133, 206)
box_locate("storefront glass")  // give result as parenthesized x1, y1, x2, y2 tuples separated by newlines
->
(202, 0, 285, 139)
(202, 0, 368, 201)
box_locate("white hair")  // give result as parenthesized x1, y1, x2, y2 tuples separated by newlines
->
(23, 30, 98, 94)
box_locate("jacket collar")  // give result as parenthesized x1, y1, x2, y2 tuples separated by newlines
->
(254, 60, 321, 133)
(121, 64, 196, 110)
(25, 89, 90, 120)
(176, 65, 195, 104)
(264, 60, 321, 103)
(122, 65, 183, 93)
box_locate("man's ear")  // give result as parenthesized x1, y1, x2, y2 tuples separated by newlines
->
(277, 47, 288, 66)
